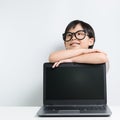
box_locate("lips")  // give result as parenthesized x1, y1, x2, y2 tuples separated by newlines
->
(70, 42, 80, 46)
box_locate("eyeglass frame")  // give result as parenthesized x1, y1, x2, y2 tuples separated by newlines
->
(62, 30, 88, 42)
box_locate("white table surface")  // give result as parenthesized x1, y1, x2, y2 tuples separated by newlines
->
(0, 106, 119, 120)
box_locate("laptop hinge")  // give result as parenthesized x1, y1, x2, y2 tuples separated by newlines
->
(45, 104, 106, 107)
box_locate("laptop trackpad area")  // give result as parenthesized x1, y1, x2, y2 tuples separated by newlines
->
(58, 110, 80, 113)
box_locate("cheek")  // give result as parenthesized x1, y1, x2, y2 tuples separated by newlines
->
(64, 42, 69, 46)
(80, 41, 89, 47)
(64, 42, 71, 49)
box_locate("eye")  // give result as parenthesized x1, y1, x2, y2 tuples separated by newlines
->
(77, 31, 85, 36)
(66, 33, 72, 36)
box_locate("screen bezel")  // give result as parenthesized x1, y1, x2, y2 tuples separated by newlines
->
(43, 62, 107, 105)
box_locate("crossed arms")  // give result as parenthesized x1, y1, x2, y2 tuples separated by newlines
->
(49, 49, 108, 68)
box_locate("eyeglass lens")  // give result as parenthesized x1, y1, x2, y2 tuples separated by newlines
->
(64, 30, 86, 42)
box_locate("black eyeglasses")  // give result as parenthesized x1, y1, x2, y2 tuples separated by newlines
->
(63, 30, 87, 42)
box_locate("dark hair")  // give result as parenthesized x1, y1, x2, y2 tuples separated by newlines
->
(63, 20, 95, 49)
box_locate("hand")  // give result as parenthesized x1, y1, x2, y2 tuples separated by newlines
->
(52, 59, 72, 68)
(82, 49, 107, 55)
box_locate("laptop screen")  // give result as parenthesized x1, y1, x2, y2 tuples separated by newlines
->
(44, 63, 106, 104)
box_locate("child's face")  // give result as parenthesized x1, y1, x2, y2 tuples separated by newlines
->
(64, 24, 94, 49)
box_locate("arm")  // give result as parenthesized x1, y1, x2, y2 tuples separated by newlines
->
(49, 49, 83, 62)
(71, 52, 108, 64)
(49, 49, 103, 63)
(52, 52, 108, 68)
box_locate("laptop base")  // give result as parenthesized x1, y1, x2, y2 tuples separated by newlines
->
(37, 105, 112, 117)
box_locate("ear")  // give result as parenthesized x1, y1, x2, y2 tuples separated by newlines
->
(88, 38, 94, 46)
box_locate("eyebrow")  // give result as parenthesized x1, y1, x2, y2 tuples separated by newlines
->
(67, 30, 85, 33)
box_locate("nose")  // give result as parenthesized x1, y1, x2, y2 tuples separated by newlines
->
(71, 33, 76, 40)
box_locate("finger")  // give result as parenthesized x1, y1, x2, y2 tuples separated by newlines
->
(53, 61, 61, 68)
(88, 49, 98, 53)
(91, 49, 101, 53)
(93, 49, 107, 55)
(52, 62, 58, 68)
(56, 61, 62, 67)
(95, 49, 107, 55)
(52, 63, 55, 68)
(95, 49, 102, 53)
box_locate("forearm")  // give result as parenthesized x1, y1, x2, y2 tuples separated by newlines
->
(49, 49, 84, 62)
(51, 52, 108, 68)
(71, 53, 108, 64)
(49, 49, 102, 62)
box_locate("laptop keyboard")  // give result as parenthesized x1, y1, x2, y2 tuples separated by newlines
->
(45, 105, 106, 111)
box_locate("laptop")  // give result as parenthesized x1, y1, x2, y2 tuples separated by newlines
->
(37, 62, 112, 117)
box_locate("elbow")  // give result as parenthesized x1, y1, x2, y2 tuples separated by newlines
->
(48, 55, 54, 63)
(48, 54, 57, 63)
(98, 53, 108, 63)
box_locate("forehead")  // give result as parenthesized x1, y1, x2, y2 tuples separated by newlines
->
(68, 24, 84, 32)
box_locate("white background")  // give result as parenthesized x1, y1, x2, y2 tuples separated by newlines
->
(0, 0, 120, 106)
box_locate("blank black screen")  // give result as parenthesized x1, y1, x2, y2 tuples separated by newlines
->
(45, 64, 105, 100)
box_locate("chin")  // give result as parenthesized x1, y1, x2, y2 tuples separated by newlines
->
(66, 45, 82, 50)
(70, 46, 82, 49)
